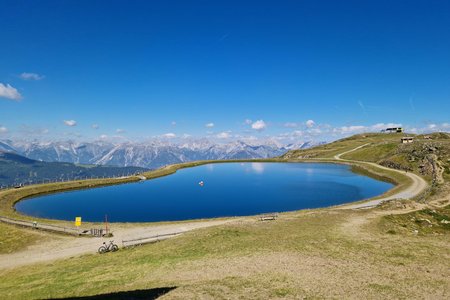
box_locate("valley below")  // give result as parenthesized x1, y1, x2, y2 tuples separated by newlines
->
(0, 133, 449, 299)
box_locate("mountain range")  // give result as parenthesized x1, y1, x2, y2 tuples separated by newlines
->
(0, 139, 323, 169)
(0, 151, 147, 187)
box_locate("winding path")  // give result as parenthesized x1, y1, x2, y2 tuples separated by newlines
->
(334, 143, 428, 209)
(0, 219, 233, 270)
(0, 146, 428, 269)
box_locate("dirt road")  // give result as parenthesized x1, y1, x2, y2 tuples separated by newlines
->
(334, 143, 428, 209)
(0, 145, 428, 269)
(0, 219, 232, 269)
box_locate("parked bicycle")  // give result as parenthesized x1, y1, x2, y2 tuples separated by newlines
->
(98, 240, 119, 254)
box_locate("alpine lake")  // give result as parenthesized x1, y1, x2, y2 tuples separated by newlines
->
(15, 162, 393, 222)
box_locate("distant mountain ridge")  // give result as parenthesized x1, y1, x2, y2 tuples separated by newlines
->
(0, 139, 324, 169)
(0, 150, 147, 187)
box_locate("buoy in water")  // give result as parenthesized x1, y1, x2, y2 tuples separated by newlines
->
(199, 181, 204, 186)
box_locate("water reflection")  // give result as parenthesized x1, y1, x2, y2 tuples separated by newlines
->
(16, 163, 393, 222)
(305, 168, 314, 175)
(251, 162, 265, 174)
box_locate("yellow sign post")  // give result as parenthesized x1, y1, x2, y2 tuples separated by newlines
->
(75, 217, 82, 227)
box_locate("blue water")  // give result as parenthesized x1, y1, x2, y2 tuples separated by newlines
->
(15, 163, 393, 222)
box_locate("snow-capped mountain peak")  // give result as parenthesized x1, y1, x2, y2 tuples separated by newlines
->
(0, 138, 324, 169)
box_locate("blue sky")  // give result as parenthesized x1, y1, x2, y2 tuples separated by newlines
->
(1, 0, 449, 142)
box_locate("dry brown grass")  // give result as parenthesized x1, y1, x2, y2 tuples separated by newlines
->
(0, 204, 449, 299)
(0, 222, 49, 254)
(0, 134, 448, 299)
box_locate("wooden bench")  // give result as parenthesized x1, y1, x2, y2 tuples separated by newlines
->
(90, 228, 104, 237)
(259, 214, 278, 221)
(122, 231, 183, 248)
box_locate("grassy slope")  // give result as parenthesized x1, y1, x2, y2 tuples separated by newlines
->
(0, 133, 449, 299)
(379, 204, 450, 235)
(342, 133, 450, 176)
(0, 205, 448, 299)
(284, 132, 450, 181)
(282, 132, 406, 159)
(0, 223, 46, 254)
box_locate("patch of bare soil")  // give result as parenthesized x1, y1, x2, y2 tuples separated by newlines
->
(0, 219, 233, 269)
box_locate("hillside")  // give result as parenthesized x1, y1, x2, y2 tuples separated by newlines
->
(282, 132, 450, 183)
(0, 133, 449, 299)
(0, 151, 148, 187)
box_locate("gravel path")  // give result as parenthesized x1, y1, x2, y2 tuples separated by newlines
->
(0, 219, 232, 270)
(334, 144, 428, 209)
(0, 145, 428, 269)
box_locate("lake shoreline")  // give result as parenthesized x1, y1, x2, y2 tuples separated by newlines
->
(0, 158, 412, 226)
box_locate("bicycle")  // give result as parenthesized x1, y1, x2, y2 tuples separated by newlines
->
(98, 240, 119, 254)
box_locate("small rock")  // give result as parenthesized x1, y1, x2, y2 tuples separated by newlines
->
(413, 230, 419, 234)
(418, 218, 432, 224)
(440, 219, 450, 224)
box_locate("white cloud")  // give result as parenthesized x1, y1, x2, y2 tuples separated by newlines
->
(0, 83, 22, 101)
(328, 122, 449, 136)
(171, 121, 177, 126)
(277, 130, 304, 140)
(342, 125, 366, 133)
(418, 123, 450, 133)
(308, 128, 322, 134)
(17, 125, 49, 137)
(371, 123, 402, 131)
(0, 126, 8, 134)
(292, 130, 303, 137)
(91, 124, 99, 129)
(399, 123, 450, 134)
(241, 135, 258, 141)
(63, 131, 82, 138)
(216, 132, 231, 139)
(20, 72, 44, 80)
(162, 133, 176, 138)
(244, 119, 253, 125)
(276, 121, 416, 141)
(251, 120, 267, 131)
(116, 128, 125, 133)
(305, 120, 315, 128)
(284, 122, 299, 128)
(63, 120, 77, 127)
(97, 134, 129, 142)
(334, 125, 366, 134)
(205, 122, 215, 128)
